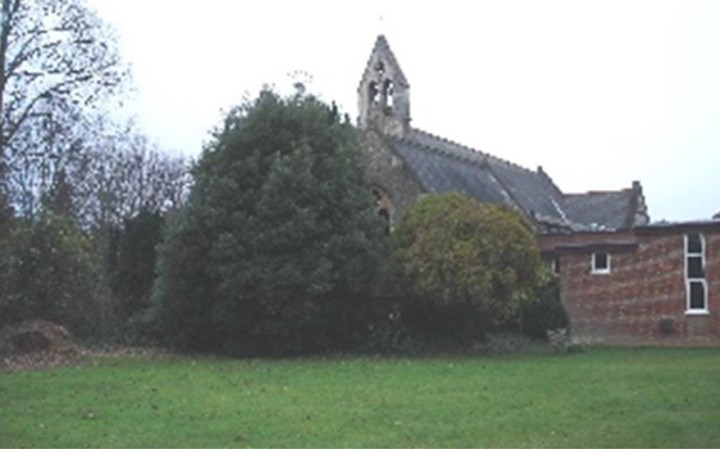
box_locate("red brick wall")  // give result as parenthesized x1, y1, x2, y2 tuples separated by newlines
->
(548, 230, 720, 345)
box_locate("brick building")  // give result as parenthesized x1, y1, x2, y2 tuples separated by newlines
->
(540, 222, 720, 345)
(357, 35, 719, 345)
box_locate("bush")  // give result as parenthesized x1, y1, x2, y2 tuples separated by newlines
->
(0, 212, 110, 337)
(393, 193, 542, 346)
(520, 273, 569, 340)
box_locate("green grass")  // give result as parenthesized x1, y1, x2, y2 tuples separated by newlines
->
(1, 347, 719, 448)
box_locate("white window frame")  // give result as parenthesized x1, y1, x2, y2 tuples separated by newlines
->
(591, 252, 611, 274)
(685, 233, 709, 315)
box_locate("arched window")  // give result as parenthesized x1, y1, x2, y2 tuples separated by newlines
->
(371, 187, 394, 235)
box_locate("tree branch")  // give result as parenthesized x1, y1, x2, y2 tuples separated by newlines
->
(4, 77, 78, 146)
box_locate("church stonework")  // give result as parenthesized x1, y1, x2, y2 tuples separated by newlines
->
(360, 130, 424, 228)
(355, 35, 720, 346)
(357, 35, 410, 139)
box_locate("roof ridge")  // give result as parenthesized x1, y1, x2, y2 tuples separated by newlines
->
(403, 128, 483, 167)
(565, 188, 632, 197)
(410, 128, 484, 160)
(409, 127, 538, 175)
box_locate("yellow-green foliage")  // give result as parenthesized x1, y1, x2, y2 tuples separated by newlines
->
(394, 192, 541, 323)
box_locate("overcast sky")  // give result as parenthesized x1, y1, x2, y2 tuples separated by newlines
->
(87, 0, 720, 222)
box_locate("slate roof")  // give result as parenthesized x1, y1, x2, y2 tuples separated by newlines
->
(359, 35, 642, 232)
(564, 190, 636, 230)
(386, 128, 639, 231)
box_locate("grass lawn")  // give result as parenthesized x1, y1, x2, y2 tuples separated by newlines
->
(1, 347, 719, 448)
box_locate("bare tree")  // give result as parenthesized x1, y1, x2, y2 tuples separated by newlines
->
(0, 0, 127, 216)
(67, 120, 191, 230)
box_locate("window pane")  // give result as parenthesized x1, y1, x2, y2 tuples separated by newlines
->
(593, 253, 608, 270)
(687, 256, 705, 279)
(689, 282, 706, 310)
(687, 233, 702, 254)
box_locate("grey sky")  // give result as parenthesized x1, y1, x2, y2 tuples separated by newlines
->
(88, 0, 720, 222)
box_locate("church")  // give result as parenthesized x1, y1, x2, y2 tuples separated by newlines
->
(356, 35, 649, 235)
(357, 35, 720, 345)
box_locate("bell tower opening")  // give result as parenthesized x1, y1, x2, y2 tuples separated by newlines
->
(383, 79, 394, 113)
(357, 35, 410, 137)
(368, 81, 380, 104)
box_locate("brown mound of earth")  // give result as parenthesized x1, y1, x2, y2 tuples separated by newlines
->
(0, 320, 84, 372)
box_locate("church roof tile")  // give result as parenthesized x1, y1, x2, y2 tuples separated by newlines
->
(563, 190, 637, 230)
(389, 128, 640, 231)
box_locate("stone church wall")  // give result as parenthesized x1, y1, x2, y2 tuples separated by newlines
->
(359, 130, 425, 223)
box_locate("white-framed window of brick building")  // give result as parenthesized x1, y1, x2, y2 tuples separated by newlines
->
(685, 232, 708, 314)
(591, 252, 611, 274)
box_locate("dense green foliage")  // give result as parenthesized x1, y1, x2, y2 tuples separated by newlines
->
(520, 273, 569, 339)
(393, 193, 542, 343)
(0, 196, 170, 341)
(0, 212, 109, 337)
(150, 90, 386, 355)
(0, 0, 189, 343)
(106, 209, 165, 320)
(2, 348, 719, 448)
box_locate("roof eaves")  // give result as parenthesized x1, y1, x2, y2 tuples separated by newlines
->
(552, 241, 639, 254)
(636, 219, 720, 235)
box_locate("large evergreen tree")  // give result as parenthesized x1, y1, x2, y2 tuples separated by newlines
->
(151, 90, 386, 355)
(107, 208, 165, 319)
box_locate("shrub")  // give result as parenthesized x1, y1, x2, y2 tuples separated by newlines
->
(520, 273, 569, 339)
(393, 193, 542, 345)
(0, 212, 110, 337)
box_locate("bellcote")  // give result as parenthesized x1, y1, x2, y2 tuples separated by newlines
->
(357, 35, 411, 138)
